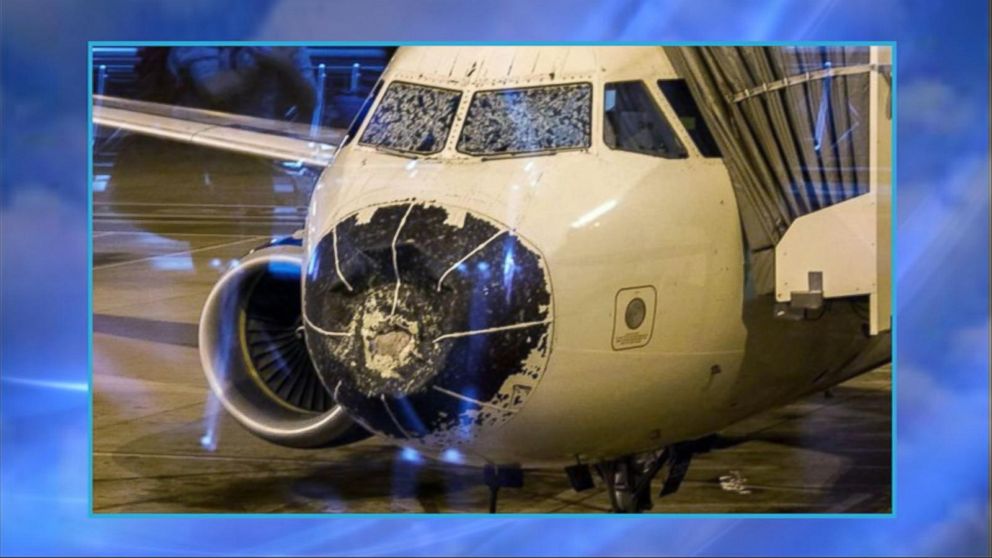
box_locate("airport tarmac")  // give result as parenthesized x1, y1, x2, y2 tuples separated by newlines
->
(91, 139, 892, 514)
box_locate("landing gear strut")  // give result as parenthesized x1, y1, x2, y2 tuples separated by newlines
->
(483, 464, 523, 513)
(595, 444, 694, 513)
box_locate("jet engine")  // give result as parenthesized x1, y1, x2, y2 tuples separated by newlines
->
(198, 240, 368, 448)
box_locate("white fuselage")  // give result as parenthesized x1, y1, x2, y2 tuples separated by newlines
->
(302, 47, 862, 466)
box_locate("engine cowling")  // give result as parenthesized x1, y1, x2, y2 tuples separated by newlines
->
(198, 241, 368, 448)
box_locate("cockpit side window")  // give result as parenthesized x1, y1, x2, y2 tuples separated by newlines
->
(603, 81, 686, 159)
(657, 79, 721, 158)
(457, 83, 592, 157)
(359, 81, 461, 155)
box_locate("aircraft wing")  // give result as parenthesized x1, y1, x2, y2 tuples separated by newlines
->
(93, 95, 343, 166)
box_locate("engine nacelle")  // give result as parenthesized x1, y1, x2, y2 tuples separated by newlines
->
(198, 242, 368, 448)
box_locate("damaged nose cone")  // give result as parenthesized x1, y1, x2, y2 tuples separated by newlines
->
(357, 296, 429, 393)
(302, 201, 553, 449)
(367, 324, 417, 372)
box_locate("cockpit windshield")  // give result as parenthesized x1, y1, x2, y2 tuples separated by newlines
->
(359, 81, 461, 155)
(457, 83, 592, 157)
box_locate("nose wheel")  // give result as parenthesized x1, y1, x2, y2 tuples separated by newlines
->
(597, 455, 657, 513)
(595, 444, 694, 513)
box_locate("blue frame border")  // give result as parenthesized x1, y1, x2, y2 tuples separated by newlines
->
(87, 40, 898, 520)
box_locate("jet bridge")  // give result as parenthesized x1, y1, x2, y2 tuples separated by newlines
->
(665, 46, 892, 334)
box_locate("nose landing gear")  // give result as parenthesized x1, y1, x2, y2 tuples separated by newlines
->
(595, 444, 694, 513)
(483, 464, 524, 514)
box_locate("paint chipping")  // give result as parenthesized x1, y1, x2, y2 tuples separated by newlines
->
(303, 202, 554, 447)
(442, 206, 468, 229)
(354, 206, 378, 225)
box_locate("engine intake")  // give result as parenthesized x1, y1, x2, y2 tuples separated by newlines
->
(199, 243, 367, 448)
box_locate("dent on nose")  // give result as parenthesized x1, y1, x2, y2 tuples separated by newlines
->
(360, 305, 423, 382)
(368, 325, 416, 368)
(302, 201, 553, 448)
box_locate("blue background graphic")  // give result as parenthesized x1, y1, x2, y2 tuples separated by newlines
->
(1, 0, 988, 555)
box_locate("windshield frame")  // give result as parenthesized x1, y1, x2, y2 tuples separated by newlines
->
(454, 81, 594, 158)
(357, 79, 463, 157)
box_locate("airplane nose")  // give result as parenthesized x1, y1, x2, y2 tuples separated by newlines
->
(303, 202, 553, 448)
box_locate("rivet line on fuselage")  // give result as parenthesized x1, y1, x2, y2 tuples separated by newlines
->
(435, 229, 508, 292)
(432, 319, 552, 343)
(380, 395, 414, 438)
(332, 224, 354, 292)
(302, 312, 351, 337)
(432, 385, 519, 413)
(390, 204, 415, 317)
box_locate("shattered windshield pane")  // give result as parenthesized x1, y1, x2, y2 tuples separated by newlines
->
(359, 82, 461, 155)
(457, 83, 592, 156)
